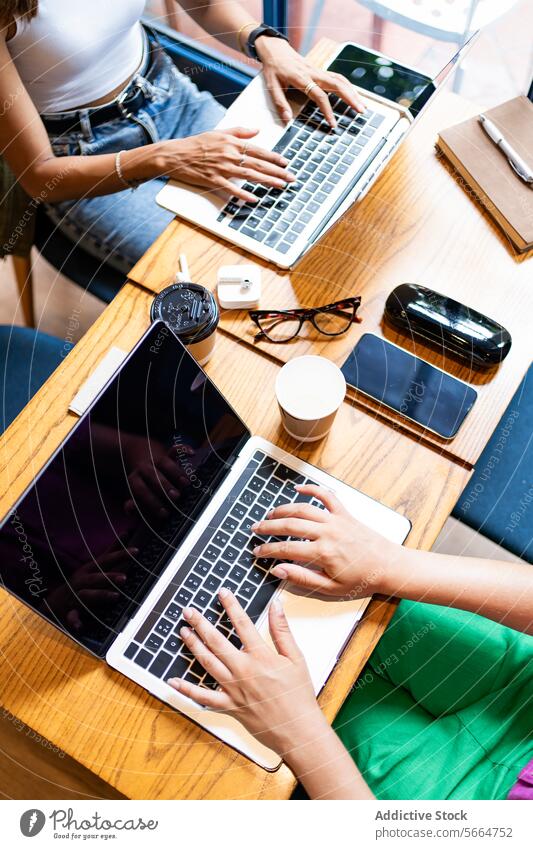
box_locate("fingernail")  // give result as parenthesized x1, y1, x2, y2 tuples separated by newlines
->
(167, 677, 179, 686)
(183, 607, 194, 620)
(159, 507, 169, 518)
(180, 626, 191, 638)
(253, 546, 261, 555)
(272, 598, 283, 613)
(282, 110, 292, 122)
(116, 575, 127, 583)
(280, 157, 289, 166)
(286, 172, 296, 181)
(251, 522, 259, 532)
(128, 547, 139, 555)
(219, 587, 230, 599)
(169, 488, 179, 499)
(271, 565, 288, 579)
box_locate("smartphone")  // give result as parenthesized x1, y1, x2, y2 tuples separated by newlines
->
(341, 334, 477, 439)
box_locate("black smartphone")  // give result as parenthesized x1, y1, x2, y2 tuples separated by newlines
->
(341, 334, 477, 439)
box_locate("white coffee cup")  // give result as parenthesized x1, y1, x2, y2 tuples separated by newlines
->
(275, 355, 347, 443)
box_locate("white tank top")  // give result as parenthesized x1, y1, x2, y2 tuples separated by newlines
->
(7, 0, 147, 113)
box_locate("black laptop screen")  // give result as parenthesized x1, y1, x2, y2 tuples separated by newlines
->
(0, 324, 250, 657)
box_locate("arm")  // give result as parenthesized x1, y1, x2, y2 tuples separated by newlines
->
(251, 486, 533, 636)
(168, 591, 374, 799)
(0, 31, 291, 203)
(176, 0, 366, 125)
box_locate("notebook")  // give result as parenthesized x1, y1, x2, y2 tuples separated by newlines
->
(436, 96, 533, 252)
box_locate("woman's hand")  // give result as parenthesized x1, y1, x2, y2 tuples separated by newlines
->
(154, 126, 295, 203)
(256, 37, 366, 127)
(167, 589, 328, 756)
(251, 485, 407, 598)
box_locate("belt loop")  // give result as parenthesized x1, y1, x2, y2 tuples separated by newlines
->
(79, 110, 93, 140)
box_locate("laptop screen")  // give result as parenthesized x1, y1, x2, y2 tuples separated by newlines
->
(328, 36, 476, 119)
(0, 323, 250, 657)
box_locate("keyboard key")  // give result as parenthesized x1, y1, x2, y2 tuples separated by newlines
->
(125, 642, 139, 660)
(212, 530, 230, 548)
(222, 544, 240, 563)
(369, 113, 384, 127)
(194, 589, 211, 608)
(229, 633, 243, 650)
(239, 581, 256, 600)
(248, 566, 265, 584)
(204, 609, 219, 625)
(149, 650, 174, 678)
(266, 478, 282, 494)
(166, 654, 190, 680)
(242, 226, 263, 240)
(277, 241, 291, 255)
(134, 648, 153, 669)
(276, 465, 301, 481)
(258, 490, 275, 508)
(205, 574, 221, 593)
(256, 456, 277, 478)
(194, 559, 210, 576)
(249, 476, 264, 493)
(213, 561, 230, 578)
(246, 579, 281, 624)
(185, 573, 201, 591)
(164, 634, 181, 653)
(241, 489, 256, 506)
(308, 200, 320, 214)
(249, 504, 265, 522)
(292, 221, 305, 234)
(265, 231, 281, 248)
(274, 495, 290, 507)
(190, 659, 206, 678)
(238, 550, 254, 568)
(222, 579, 238, 594)
(155, 618, 173, 637)
(240, 516, 254, 534)
(222, 516, 238, 533)
(229, 565, 247, 583)
(204, 545, 221, 561)
(184, 669, 202, 683)
(232, 531, 248, 549)
(166, 603, 182, 621)
(146, 634, 163, 652)
(176, 588, 192, 607)
(231, 502, 247, 520)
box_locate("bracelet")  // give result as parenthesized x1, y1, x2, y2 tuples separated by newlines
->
(115, 150, 138, 190)
(236, 20, 258, 54)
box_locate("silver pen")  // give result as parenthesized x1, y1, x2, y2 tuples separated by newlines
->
(479, 113, 533, 186)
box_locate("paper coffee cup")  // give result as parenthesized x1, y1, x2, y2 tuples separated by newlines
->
(275, 356, 346, 443)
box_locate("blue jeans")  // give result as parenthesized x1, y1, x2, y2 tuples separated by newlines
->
(43, 39, 226, 275)
(0, 327, 64, 433)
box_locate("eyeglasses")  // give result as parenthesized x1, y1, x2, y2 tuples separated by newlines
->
(249, 298, 362, 344)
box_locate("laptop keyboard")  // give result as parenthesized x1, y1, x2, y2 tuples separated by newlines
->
(216, 94, 385, 255)
(123, 450, 326, 689)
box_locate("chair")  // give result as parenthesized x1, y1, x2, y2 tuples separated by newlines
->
(11, 21, 254, 327)
(299, 0, 518, 91)
(451, 362, 533, 563)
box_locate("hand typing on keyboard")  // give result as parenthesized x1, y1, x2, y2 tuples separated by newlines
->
(167, 589, 325, 754)
(252, 484, 403, 600)
(254, 37, 366, 127)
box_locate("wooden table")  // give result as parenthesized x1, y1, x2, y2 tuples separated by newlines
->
(0, 40, 530, 800)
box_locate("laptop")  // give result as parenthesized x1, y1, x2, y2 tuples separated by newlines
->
(157, 36, 476, 269)
(0, 323, 410, 769)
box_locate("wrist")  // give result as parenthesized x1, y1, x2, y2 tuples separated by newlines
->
(377, 543, 421, 598)
(120, 142, 168, 183)
(254, 34, 290, 64)
(274, 710, 331, 767)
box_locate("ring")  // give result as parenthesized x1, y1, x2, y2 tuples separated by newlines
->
(304, 81, 318, 97)
(239, 140, 250, 168)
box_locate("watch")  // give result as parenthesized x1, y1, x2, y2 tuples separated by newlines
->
(244, 23, 289, 61)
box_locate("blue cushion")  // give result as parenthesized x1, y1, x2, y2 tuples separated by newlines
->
(0, 326, 64, 433)
(452, 363, 533, 562)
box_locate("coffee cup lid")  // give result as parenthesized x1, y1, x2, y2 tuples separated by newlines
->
(151, 283, 219, 342)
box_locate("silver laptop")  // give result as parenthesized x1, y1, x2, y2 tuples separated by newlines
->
(157, 37, 476, 269)
(0, 323, 410, 769)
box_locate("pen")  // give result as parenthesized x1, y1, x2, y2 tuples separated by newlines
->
(479, 113, 533, 185)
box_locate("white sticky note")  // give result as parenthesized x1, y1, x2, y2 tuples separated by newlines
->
(69, 346, 128, 416)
